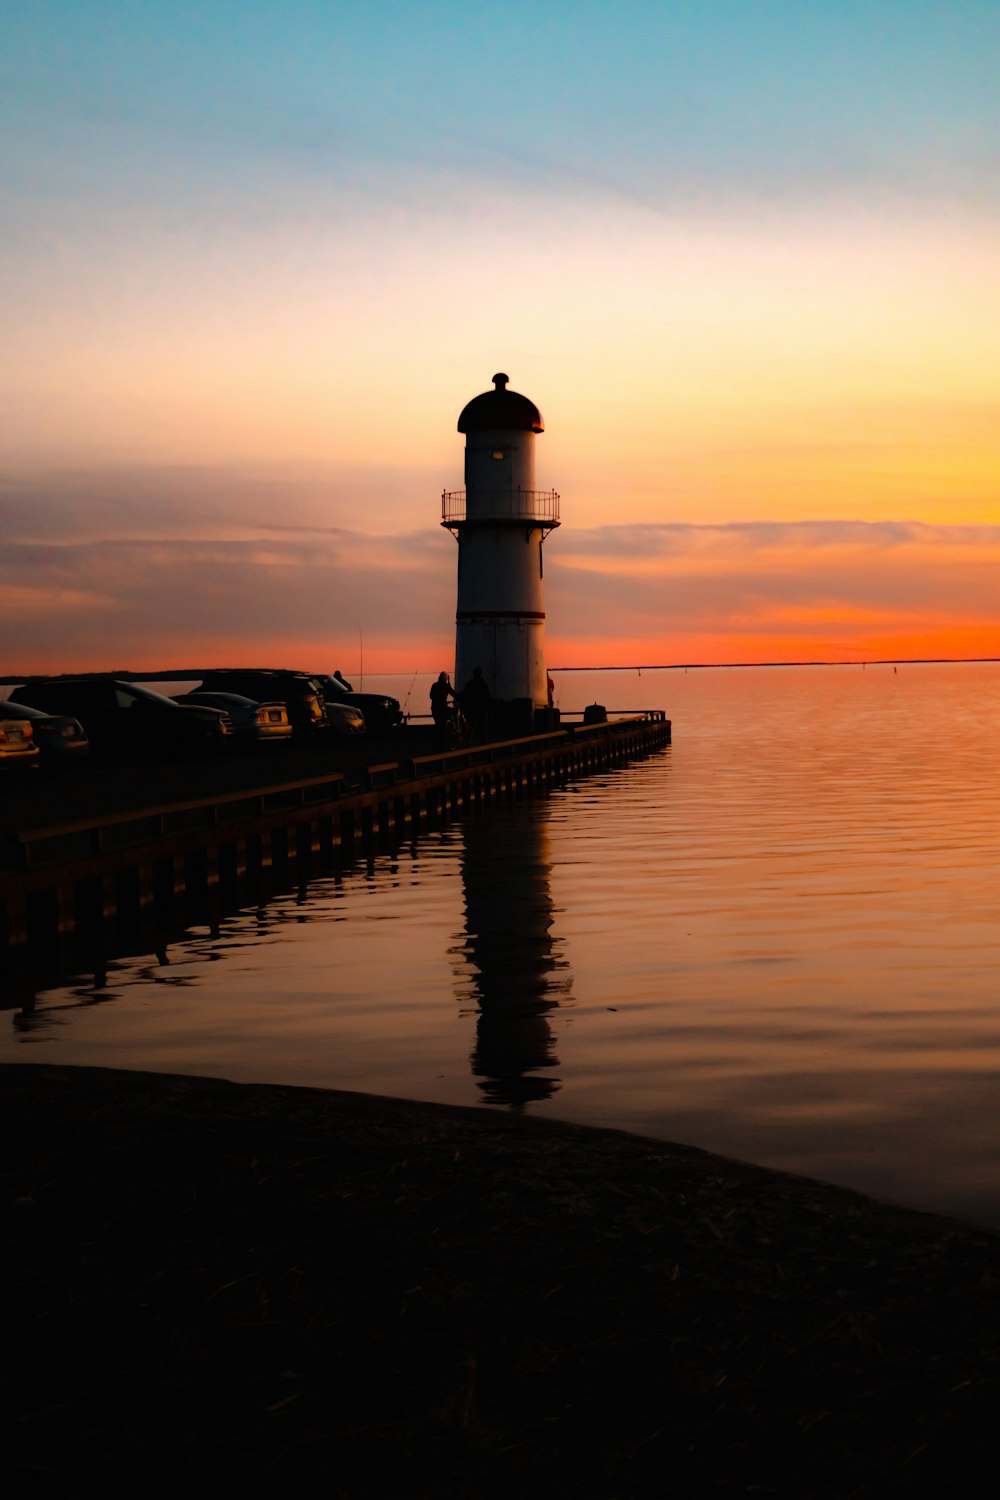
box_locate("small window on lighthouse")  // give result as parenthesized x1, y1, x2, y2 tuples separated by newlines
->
(491, 449, 505, 461)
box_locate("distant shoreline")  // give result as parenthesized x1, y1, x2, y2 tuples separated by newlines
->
(550, 656, 1000, 671)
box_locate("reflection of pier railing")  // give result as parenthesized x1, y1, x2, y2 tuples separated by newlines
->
(441, 489, 560, 527)
(1, 714, 670, 967)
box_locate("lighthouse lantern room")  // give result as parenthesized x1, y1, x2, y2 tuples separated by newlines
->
(442, 373, 560, 725)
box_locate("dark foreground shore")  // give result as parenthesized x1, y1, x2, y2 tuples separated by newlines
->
(5, 1065, 999, 1498)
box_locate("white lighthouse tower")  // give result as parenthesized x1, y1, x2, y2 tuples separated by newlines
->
(442, 373, 560, 730)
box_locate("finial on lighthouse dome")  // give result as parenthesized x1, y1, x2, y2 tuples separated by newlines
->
(457, 372, 544, 434)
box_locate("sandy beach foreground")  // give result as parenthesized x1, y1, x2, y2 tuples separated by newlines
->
(5, 1065, 999, 1498)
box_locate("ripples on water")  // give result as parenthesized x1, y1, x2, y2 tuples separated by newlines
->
(7, 663, 1000, 1228)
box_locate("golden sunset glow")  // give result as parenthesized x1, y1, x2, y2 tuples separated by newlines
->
(2, 3, 998, 674)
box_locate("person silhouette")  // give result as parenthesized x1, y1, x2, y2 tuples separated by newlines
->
(461, 666, 491, 742)
(430, 671, 455, 745)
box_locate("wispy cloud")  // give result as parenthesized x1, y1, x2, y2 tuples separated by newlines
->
(0, 530, 452, 673)
(547, 520, 1000, 659)
(3, 501, 998, 674)
(559, 520, 1000, 560)
(0, 464, 445, 543)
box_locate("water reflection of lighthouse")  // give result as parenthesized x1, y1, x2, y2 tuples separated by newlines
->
(457, 804, 573, 1107)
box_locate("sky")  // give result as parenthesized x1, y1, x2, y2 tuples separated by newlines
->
(2, 0, 999, 674)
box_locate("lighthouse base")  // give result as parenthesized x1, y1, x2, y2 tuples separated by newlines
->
(455, 615, 548, 714)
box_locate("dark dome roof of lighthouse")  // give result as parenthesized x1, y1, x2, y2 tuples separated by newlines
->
(457, 373, 544, 433)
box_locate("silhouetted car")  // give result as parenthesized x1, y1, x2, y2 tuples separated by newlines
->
(196, 671, 327, 738)
(0, 699, 89, 770)
(307, 673, 402, 734)
(173, 691, 293, 747)
(15, 677, 232, 759)
(324, 700, 366, 735)
(0, 709, 39, 772)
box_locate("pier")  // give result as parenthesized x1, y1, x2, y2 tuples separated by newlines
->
(1, 712, 669, 971)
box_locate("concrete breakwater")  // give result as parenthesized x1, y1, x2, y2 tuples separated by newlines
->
(1, 713, 669, 972)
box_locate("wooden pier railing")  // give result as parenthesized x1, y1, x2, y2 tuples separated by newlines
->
(1, 713, 670, 968)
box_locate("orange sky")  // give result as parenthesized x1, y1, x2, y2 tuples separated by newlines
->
(2, 4, 998, 676)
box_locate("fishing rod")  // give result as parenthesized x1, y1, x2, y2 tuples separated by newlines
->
(401, 667, 419, 715)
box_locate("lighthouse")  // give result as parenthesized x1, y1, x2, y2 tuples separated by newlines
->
(442, 373, 560, 730)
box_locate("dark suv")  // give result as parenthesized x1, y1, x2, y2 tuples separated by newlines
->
(15, 677, 232, 758)
(307, 673, 403, 734)
(196, 670, 327, 738)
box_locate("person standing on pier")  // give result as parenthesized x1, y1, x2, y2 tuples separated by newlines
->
(430, 671, 456, 745)
(461, 666, 491, 743)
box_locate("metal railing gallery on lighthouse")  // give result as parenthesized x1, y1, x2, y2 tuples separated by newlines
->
(442, 373, 561, 733)
(441, 488, 560, 526)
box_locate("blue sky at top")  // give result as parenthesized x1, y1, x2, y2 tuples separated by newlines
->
(5, 0, 1000, 216)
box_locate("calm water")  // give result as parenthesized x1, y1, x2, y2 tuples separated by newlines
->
(7, 662, 1000, 1229)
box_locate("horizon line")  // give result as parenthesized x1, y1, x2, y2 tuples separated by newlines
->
(548, 657, 1000, 672)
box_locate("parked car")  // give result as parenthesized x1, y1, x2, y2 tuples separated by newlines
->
(0, 709, 40, 772)
(172, 691, 293, 748)
(324, 700, 366, 735)
(0, 699, 89, 770)
(307, 673, 402, 734)
(14, 677, 232, 759)
(196, 671, 327, 738)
